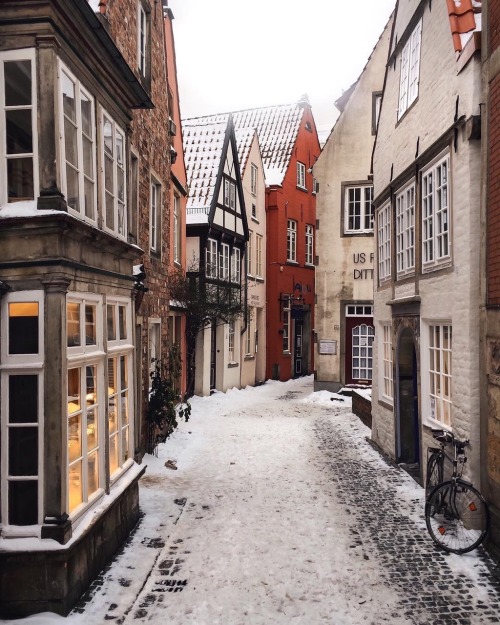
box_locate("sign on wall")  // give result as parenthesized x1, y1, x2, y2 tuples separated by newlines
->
(319, 340, 337, 355)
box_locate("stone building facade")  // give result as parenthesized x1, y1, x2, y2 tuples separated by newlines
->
(371, 0, 482, 485)
(313, 17, 392, 393)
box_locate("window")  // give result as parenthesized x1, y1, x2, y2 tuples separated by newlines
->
(381, 324, 393, 401)
(231, 247, 241, 284)
(250, 163, 258, 195)
(129, 152, 139, 242)
(398, 19, 422, 119)
(219, 243, 230, 280)
(245, 308, 253, 356)
(224, 178, 236, 209)
(137, 2, 150, 78)
(228, 321, 235, 362)
(102, 112, 126, 238)
(422, 154, 450, 269)
(1, 292, 43, 528)
(297, 161, 306, 189)
(377, 203, 391, 282)
(247, 230, 253, 276)
(150, 179, 161, 252)
(206, 238, 217, 278)
(287, 220, 297, 262)
(305, 225, 314, 265)
(346, 305, 373, 317)
(396, 183, 415, 276)
(59, 63, 96, 223)
(0, 49, 38, 205)
(283, 296, 291, 353)
(352, 324, 374, 381)
(345, 185, 374, 233)
(173, 192, 181, 264)
(372, 92, 382, 134)
(251, 203, 257, 219)
(428, 324, 452, 426)
(148, 319, 161, 380)
(255, 235, 263, 278)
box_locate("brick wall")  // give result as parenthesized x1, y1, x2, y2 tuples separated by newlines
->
(352, 391, 373, 429)
(490, 0, 500, 54)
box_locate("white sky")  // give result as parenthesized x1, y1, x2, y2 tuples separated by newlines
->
(168, 0, 396, 138)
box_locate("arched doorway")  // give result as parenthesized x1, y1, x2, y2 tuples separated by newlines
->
(396, 327, 419, 468)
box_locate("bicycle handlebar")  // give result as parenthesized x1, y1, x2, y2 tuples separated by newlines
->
(431, 429, 469, 450)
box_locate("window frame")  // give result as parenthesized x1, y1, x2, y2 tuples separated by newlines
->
(422, 322, 452, 428)
(282, 296, 291, 353)
(296, 161, 306, 190)
(58, 61, 97, 225)
(224, 177, 236, 210)
(101, 109, 127, 240)
(255, 234, 263, 278)
(287, 219, 297, 262)
(137, 1, 151, 81)
(247, 230, 253, 276)
(250, 163, 258, 196)
(398, 19, 422, 120)
(1, 290, 44, 531)
(219, 243, 230, 281)
(150, 177, 161, 253)
(344, 184, 374, 234)
(377, 203, 391, 284)
(206, 238, 218, 278)
(422, 153, 451, 271)
(305, 224, 314, 265)
(395, 182, 415, 277)
(231, 247, 241, 284)
(228, 320, 235, 363)
(173, 192, 181, 265)
(0, 48, 39, 207)
(380, 323, 394, 403)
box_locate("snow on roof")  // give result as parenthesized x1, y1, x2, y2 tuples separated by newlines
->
(184, 99, 306, 187)
(182, 117, 229, 222)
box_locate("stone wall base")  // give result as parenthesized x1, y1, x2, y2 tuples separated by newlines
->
(0, 468, 145, 618)
(352, 391, 372, 429)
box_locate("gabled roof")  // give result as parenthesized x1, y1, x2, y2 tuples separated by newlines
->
(182, 117, 229, 217)
(184, 97, 308, 187)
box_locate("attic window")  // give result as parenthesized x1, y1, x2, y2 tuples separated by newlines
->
(305, 121, 312, 132)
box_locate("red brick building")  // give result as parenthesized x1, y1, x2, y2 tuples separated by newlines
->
(483, 0, 500, 559)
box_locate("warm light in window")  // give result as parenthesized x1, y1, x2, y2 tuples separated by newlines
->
(9, 302, 38, 317)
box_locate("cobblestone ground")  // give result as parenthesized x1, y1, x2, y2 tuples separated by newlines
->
(314, 407, 500, 625)
(71, 383, 500, 625)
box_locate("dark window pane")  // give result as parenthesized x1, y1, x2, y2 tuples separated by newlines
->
(9, 426, 38, 475)
(7, 157, 34, 201)
(8, 302, 38, 354)
(9, 375, 38, 423)
(9, 480, 38, 525)
(5, 60, 31, 107)
(6, 110, 32, 154)
(119, 305, 126, 340)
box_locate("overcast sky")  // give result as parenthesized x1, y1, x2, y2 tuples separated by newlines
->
(168, 0, 396, 138)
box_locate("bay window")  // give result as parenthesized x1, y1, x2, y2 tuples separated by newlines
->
(396, 183, 415, 276)
(0, 49, 38, 206)
(219, 243, 230, 280)
(231, 247, 241, 284)
(59, 62, 96, 223)
(1, 291, 44, 528)
(422, 154, 450, 269)
(102, 111, 127, 238)
(377, 203, 391, 282)
(206, 238, 218, 278)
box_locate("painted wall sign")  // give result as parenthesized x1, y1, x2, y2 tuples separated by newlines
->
(353, 252, 374, 280)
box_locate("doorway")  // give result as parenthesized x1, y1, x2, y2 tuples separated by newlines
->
(210, 320, 216, 391)
(397, 327, 419, 467)
(294, 320, 303, 377)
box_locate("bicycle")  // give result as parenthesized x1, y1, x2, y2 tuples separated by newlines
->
(424, 429, 490, 554)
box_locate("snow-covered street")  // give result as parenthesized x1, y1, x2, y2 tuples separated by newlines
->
(4, 376, 500, 625)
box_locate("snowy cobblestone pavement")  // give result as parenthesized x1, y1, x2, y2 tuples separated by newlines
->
(5, 377, 500, 625)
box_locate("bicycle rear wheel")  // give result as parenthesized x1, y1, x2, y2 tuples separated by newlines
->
(425, 481, 490, 554)
(425, 452, 443, 500)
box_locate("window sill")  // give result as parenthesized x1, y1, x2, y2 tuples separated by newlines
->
(422, 259, 452, 275)
(378, 397, 393, 411)
(296, 185, 308, 193)
(228, 362, 239, 368)
(422, 417, 452, 433)
(286, 260, 299, 266)
(396, 270, 416, 282)
(305, 262, 315, 268)
(244, 355, 255, 361)
(255, 276, 264, 283)
(251, 216, 260, 224)
(343, 230, 374, 237)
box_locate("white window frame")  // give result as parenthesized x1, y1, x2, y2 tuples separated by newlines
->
(102, 110, 127, 239)
(137, 2, 148, 77)
(377, 203, 391, 283)
(287, 219, 297, 262)
(352, 324, 374, 381)
(206, 238, 218, 278)
(173, 192, 181, 265)
(148, 318, 161, 381)
(422, 322, 452, 428)
(245, 308, 253, 356)
(282, 296, 291, 353)
(0, 48, 39, 207)
(345, 185, 374, 234)
(231, 247, 241, 284)
(1, 291, 44, 532)
(150, 178, 161, 252)
(228, 320, 235, 363)
(380, 323, 394, 403)
(255, 234, 263, 278)
(250, 163, 258, 196)
(58, 61, 97, 224)
(398, 19, 422, 120)
(219, 243, 230, 280)
(305, 224, 314, 265)
(396, 182, 415, 276)
(296, 161, 306, 190)
(224, 178, 236, 210)
(247, 230, 253, 276)
(422, 153, 451, 271)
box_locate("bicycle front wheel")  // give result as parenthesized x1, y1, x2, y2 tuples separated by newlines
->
(425, 481, 490, 554)
(425, 452, 443, 500)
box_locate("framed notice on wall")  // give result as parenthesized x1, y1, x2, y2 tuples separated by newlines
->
(319, 340, 337, 355)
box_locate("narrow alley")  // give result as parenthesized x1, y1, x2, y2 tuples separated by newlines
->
(13, 377, 500, 625)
